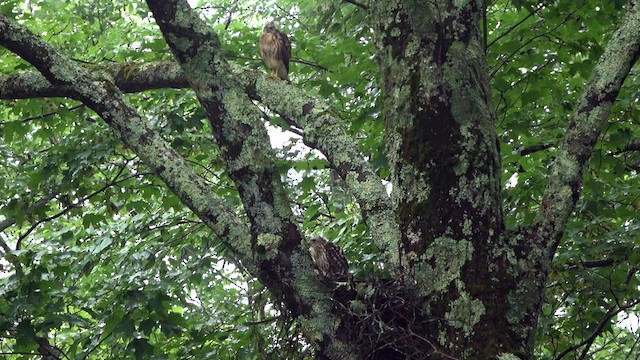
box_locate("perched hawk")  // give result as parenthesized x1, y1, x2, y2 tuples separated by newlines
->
(259, 22, 291, 81)
(309, 236, 349, 281)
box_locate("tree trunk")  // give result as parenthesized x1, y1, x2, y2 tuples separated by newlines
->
(1, 0, 638, 358)
(366, 1, 529, 358)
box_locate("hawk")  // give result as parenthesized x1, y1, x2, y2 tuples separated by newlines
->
(309, 236, 349, 281)
(259, 22, 291, 81)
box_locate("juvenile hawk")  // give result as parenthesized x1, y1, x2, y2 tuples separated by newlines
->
(309, 236, 349, 281)
(260, 22, 291, 81)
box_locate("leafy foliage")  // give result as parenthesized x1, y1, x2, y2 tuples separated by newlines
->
(0, 0, 638, 358)
(489, 0, 640, 357)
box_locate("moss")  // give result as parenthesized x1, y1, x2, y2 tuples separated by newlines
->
(462, 218, 473, 237)
(256, 233, 281, 260)
(120, 62, 145, 80)
(552, 150, 579, 181)
(497, 353, 521, 360)
(445, 291, 486, 336)
(397, 163, 432, 204)
(438, 329, 448, 347)
(414, 236, 473, 294)
(254, 203, 281, 233)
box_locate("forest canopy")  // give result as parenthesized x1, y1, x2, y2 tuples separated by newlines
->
(0, 0, 639, 359)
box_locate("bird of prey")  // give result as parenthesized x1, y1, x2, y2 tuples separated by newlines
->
(309, 236, 349, 281)
(259, 22, 291, 81)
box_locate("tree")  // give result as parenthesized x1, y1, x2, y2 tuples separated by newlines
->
(0, 0, 639, 359)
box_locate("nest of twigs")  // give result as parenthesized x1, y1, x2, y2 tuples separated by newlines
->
(331, 278, 449, 360)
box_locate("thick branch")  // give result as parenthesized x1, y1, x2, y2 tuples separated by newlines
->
(0, 12, 255, 274)
(145, 0, 296, 242)
(144, 2, 358, 357)
(244, 74, 401, 268)
(532, 4, 640, 255)
(0, 61, 401, 269)
(614, 140, 640, 154)
(343, 0, 367, 9)
(520, 143, 554, 156)
(0, 61, 188, 99)
(143, 0, 314, 316)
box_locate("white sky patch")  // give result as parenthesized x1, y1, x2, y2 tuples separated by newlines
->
(266, 123, 302, 150)
(506, 172, 519, 188)
(618, 311, 639, 332)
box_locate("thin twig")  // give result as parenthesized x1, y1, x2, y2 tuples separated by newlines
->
(15, 169, 152, 249)
(555, 299, 640, 360)
(0, 191, 60, 234)
(487, 2, 547, 48)
(342, 0, 367, 9)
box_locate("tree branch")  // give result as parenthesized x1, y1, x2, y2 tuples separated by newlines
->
(554, 298, 640, 360)
(519, 143, 555, 156)
(0, 4, 367, 358)
(0, 54, 401, 270)
(244, 74, 401, 267)
(487, 2, 546, 49)
(0, 192, 59, 235)
(0, 61, 188, 99)
(0, 10, 256, 275)
(145, 0, 296, 241)
(558, 257, 631, 272)
(144, 0, 316, 313)
(489, 6, 582, 78)
(343, 0, 367, 10)
(15, 170, 152, 250)
(614, 140, 640, 154)
(143, 1, 360, 356)
(532, 4, 640, 255)
(0, 235, 11, 255)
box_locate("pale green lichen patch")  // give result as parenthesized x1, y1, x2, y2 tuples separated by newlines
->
(250, 202, 281, 234)
(345, 172, 391, 210)
(453, 153, 469, 177)
(414, 237, 473, 294)
(397, 163, 432, 204)
(491, 232, 533, 277)
(256, 233, 281, 260)
(497, 353, 521, 360)
(438, 329, 448, 347)
(462, 218, 473, 237)
(223, 90, 260, 125)
(444, 292, 486, 336)
(290, 249, 344, 344)
(404, 36, 421, 58)
(290, 250, 318, 293)
(452, 0, 468, 9)
(253, 75, 311, 121)
(218, 214, 252, 256)
(367, 213, 401, 265)
(454, 172, 494, 212)
(551, 150, 578, 181)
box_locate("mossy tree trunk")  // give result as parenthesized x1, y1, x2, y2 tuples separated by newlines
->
(369, 1, 527, 358)
(1, 0, 639, 359)
(360, 1, 640, 358)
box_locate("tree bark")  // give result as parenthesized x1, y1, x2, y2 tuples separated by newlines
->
(365, 1, 640, 358)
(1, 0, 639, 358)
(369, 1, 518, 357)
